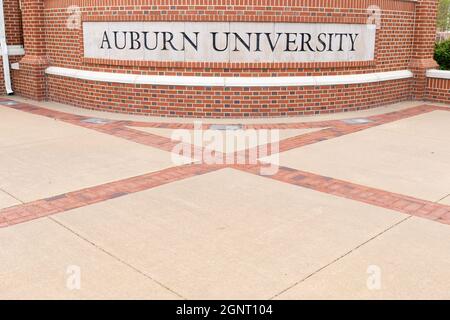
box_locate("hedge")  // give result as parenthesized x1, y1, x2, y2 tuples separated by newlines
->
(435, 39, 450, 70)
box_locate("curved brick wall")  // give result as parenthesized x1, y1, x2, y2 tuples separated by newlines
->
(46, 75, 412, 118)
(8, 0, 441, 118)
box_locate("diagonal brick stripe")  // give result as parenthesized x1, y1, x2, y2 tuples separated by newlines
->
(94, 124, 181, 152)
(3, 102, 225, 157)
(2, 102, 445, 163)
(235, 105, 440, 159)
(234, 164, 450, 225)
(0, 164, 223, 228)
(0, 100, 449, 229)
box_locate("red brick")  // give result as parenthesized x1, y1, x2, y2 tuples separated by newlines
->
(4, 0, 441, 118)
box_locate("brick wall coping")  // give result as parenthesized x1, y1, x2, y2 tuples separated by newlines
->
(426, 69, 450, 80)
(45, 66, 413, 87)
(44, 0, 419, 8)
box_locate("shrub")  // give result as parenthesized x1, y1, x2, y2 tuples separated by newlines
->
(435, 39, 450, 70)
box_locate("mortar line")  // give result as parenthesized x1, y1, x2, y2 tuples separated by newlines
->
(0, 188, 25, 204)
(436, 194, 450, 203)
(269, 215, 412, 300)
(48, 216, 186, 300)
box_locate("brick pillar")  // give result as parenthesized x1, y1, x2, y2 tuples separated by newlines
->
(0, 0, 22, 94)
(409, 0, 439, 100)
(18, 0, 47, 100)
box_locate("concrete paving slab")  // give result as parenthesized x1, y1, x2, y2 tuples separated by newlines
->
(276, 217, 450, 300)
(132, 127, 322, 152)
(0, 107, 181, 202)
(0, 218, 180, 300)
(373, 110, 450, 142)
(0, 107, 94, 148)
(0, 189, 20, 210)
(439, 195, 450, 206)
(271, 111, 450, 202)
(53, 168, 405, 299)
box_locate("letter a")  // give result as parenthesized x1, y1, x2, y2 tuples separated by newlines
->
(100, 31, 112, 49)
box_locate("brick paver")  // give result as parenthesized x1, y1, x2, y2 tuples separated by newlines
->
(0, 99, 449, 228)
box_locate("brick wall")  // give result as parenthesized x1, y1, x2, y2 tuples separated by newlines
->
(6, 0, 444, 118)
(409, 0, 439, 99)
(426, 77, 450, 104)
(0, 0, 22, 94)
(43, 0, 416, 76)
(4, 0, 22, 45)
(10, 0, 48, 100)
(47, 75, 412, 118)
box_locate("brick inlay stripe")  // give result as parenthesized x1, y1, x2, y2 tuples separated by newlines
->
(0, 99, 449, 228)
(235, 165, 450, 225)
(0, 164, 222, 228)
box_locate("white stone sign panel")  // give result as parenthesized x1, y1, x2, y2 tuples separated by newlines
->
(83, 22, 376, 63)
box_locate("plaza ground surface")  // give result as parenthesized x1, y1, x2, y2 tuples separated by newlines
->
(0, 96, 449, 300)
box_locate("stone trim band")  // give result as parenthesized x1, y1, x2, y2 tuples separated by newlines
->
(426, 69, 450, 80)
(45, 67, 413, 87)
(7, 45, 24, 56)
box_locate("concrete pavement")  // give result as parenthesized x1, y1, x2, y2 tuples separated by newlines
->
(0, 97, 449, 299)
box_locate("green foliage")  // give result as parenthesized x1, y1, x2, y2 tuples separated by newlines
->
(437, 0, 450, 31)
(435, 39, 450, 70)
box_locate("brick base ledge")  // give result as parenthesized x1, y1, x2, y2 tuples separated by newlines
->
(45, 66, 413, 87)
(45, 73, 413, 118)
